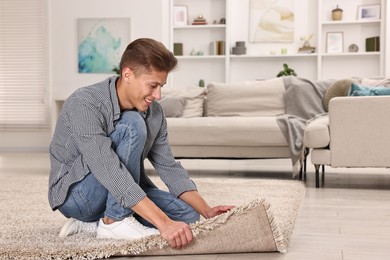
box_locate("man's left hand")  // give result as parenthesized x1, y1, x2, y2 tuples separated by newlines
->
(205, 205, 235, 219)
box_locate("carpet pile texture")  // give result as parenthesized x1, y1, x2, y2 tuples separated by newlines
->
(0, 173, 305, 259)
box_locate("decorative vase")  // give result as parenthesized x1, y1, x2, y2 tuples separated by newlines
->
(232, 41, 246, 55)
(332, 5, 343, 21)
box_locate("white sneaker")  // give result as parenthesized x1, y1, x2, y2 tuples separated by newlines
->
(58, 218, 98, 237)
(96, 216, 160, 240)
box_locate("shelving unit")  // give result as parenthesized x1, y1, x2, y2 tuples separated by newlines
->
(317, 0, 384, 79)
(168, 0, 386, 86)
(169, 0, 229, 87)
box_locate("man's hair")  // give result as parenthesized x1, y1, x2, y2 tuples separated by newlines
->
(119, 38, 177, 76)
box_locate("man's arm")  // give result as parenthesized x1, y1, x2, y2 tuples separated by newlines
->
(179, 191, 235, 219)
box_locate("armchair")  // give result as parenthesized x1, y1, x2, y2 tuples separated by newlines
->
(304, 96, 390, 187)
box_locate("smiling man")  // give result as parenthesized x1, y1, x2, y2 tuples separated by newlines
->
(48, 38, 233, 249)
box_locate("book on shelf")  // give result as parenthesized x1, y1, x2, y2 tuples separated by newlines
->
(173, 43, 183, 56)
(209, 41, 225, 55)
(366, 36, 380, 52)
(192, 21, 207, 25)
(192, 16, 207, 25)
(298, 46, 316, 54)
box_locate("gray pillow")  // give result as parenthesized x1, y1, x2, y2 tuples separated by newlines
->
(158, 96, 185, 117)
(161, 86, 206, 118)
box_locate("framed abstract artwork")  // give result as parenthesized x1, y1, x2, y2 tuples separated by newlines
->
(173, 6, 188, 26)
(326, 32, 343, 53)
(357, 4, 380, 20)
(249, 0, 295, 43)
(77, 18, 130, 74)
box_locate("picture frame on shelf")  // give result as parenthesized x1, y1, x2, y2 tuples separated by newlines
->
(326, 32, 343, 53)
(357, 4, 380, 20)
(173, 6, 188, 26)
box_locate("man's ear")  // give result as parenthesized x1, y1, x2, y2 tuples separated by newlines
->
(122, 67, 134, 81)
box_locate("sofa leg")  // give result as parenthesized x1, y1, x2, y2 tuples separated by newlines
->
(303, 148, 309, 181)
(299, 148, 310, 181)
(315, 164, 321, 188)
(314, 164, 326, 188)
(299, 166, 303, 180)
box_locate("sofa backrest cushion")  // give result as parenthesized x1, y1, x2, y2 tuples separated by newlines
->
(360, 77, 390, 87)
(161, 86, 205, 118)
(158, 96, 185, 117)
(206, 78, 285, 117)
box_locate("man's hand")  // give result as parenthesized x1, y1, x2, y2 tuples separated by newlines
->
(131, 197, 194, 249)
(158, 219, 193, 249)
(205, 205, 235, 219)
(180, 191, 235, 219)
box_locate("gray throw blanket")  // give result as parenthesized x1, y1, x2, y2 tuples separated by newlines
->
(277, 76, 335, 177)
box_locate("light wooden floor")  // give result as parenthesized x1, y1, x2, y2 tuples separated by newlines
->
(1, 152, 390, 260)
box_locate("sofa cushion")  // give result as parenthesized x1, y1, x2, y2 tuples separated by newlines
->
(206, 78, 285, 117)
(161, 86, 206, 118)
(303, 115, 330, 148)
(360, 77, 390, 87)
(323, 79, 356, 112)
(348, 83, 390, 96)
(158, 96, 185, 117)
(310, 149, 331, 165)
(166, 117, 287, 147)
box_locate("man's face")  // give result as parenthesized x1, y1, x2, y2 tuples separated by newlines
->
(122, 67, 167, 112)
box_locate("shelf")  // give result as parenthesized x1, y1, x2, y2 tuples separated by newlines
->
(230, 54, 318, 59)
(173, 24, 226, 30)
(322, 52, 380, 57)
(176, 55, 226, 59)
(321, 19, 381, 26)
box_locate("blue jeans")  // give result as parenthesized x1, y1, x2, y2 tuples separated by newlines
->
(58, 111, 199, 226)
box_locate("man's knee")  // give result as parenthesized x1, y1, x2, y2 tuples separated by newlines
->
(118, 111, 146, 135)
(172, 201, 200, 224)
(111, 111, 147, 146)
(184, 207, 200, 224)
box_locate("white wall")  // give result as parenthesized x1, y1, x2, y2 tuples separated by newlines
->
(50, 0, 166, 100)
(1, 0, 387, 150)
(0, 0, 167, 151)
(386, 1, 390, 77)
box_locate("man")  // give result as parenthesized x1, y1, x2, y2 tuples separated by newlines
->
(48, 38, 234, 249)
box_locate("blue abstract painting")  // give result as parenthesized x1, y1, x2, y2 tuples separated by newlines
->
(78, 18, 130, 73)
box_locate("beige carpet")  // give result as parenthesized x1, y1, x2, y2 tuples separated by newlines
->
(0, 173, 305, 259)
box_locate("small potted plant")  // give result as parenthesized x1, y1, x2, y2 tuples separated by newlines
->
(277, 63, 297, 77)
(112, 66, 121, 75)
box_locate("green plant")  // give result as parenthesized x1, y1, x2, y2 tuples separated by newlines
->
(112, 66, 120, 75)
(277, 63, 297, 77)
(198, 79, 205, 87)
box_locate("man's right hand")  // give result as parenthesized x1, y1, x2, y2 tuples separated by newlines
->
(131, 197, 194, 248)
(158, 219, 193, 248)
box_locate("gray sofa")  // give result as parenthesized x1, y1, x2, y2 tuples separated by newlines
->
(160, 78, 290, 160)
(159, 77, 315, 178)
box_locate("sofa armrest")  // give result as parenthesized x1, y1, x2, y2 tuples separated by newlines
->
(304, 115, 329, 148)
(329, 96, 390, 167)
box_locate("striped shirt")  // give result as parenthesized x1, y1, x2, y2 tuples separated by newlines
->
(48, 76, 197, 210)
